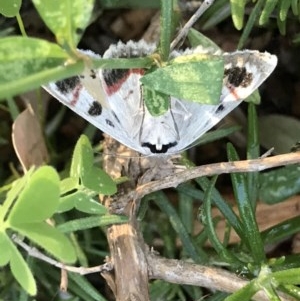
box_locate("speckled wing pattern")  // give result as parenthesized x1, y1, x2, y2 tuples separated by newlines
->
(44, 41, 277, 156)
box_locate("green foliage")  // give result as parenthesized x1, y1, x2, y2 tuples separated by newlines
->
(0, 135, 122, 296)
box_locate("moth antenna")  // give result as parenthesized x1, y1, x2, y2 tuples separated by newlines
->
(170, 0, 215, 51)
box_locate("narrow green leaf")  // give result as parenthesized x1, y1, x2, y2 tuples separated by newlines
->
(159, 0, 173, 61)
(259, 165, 300, 204)
(272, 268, 300, 284)
(9, 238, 37, 295)
(247, 103, 259, 208)
(227, 143, 265, 262)
(201, 0, 231, 30)
(196, 126, 241, 146)
(57, 215, 128, 233)
(69, 273, 107, 301)
(32, 0, 94, 48)
(262, 216, 300, 245)
(202, 176, 237, 263)
(291, 0, 299, 15)
(178, 192, 193, 234)
(281, 284, 300, 299)
(195, 177, 243, 237)
(153, 191, 206, 262)
(8, 166, 60, 224)
(12, 222, 76, 263)
(224, 280, 259, 301)
(230, 0, 246, 30)
(0, 0, 21, 17)
(0, 232, 11, 266)
(279, 0, 292, 21)
(141, 55, 224, 104)
(277, 10, 287, 35)
(238, 0, 265, 49)
(259, 0, 279, 25)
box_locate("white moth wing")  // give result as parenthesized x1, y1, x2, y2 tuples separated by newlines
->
(169, 50, 278, 153)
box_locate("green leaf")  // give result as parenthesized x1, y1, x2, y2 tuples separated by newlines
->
(227, 143, 265, 262)
(58, 191, 107, 214)
(32, 0, 94, 48)
(225, 280, 259, 301)
(238, 0, 265, 49)
(0, 36, 84, 99)
(230, 0, 246, 30)
(57, 215, 128, 233)
(279, 0, 292, 21)
(159, 0, 173, 61)
(9, 237, 37, 295)
(0, 168, 35, 222)
(60, 177, 79, 194)
(141, 55, 224, 104)
(81, 167, 117, 195)
(152, 191, 206, 262)
(0, 0, 21, 17)
(247, 103, 259, 208)
(8, 166, 60, 224)
(272, 268, 300, 284)
(262, 216, 300, 245)
(143, 86, 169, 116)
(70, 135, 117, 195)
(70, 135, 93, 178)
(259, 165, 300, 204)
(75, 194, 107, 214)
(202, 176, 237, 263)
(0, 232, 11, 266)
(259, 0, 279, 25)
(12, 222, 76, 263)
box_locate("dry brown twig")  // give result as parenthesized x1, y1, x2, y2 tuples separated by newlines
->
(135, 151, 300, 199)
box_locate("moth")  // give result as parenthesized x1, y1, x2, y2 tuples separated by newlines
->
(44, 40, 277, 155)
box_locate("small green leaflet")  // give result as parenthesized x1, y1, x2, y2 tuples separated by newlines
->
(141, 54, 224, 107)
(143, 86, 170, 116)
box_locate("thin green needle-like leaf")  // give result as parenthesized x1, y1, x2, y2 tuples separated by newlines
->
(159, 0, 173, 61)
(230, 0, 246, 30)
(259, 0, 279, 25)
(153, 191, 206, 262)
(238, 0, 265, 49)
(227, 144, 265, 262)
(202, 176, 238, 263)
